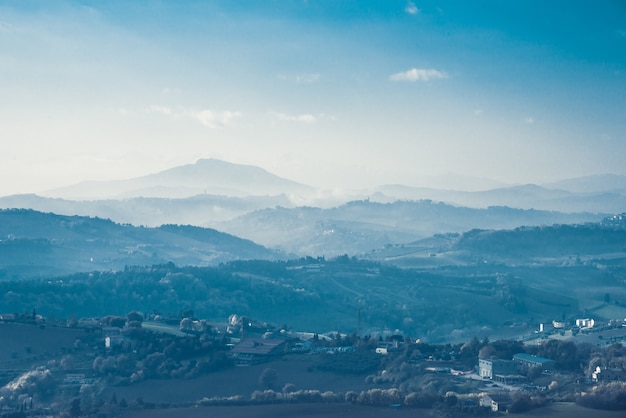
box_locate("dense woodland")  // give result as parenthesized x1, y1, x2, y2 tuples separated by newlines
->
(0, 245, 625, 343)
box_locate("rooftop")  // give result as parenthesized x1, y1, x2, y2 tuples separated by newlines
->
(513, 353, 554, 364)
(231, 338, 286, 356)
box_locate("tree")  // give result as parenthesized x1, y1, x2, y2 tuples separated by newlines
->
(126, 311, 143, 323)
(509, 393, 532, 413)
(259, 368, 278, 389)
(69, 398, 81, 417)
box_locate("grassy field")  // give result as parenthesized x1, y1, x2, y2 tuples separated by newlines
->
(119, 401, 626, 418)
(0, 322, 87, 364)
(514, 402, 625, 417)
(124, 403, 431, 418)
(100, 356, 386, 406)
(141, 321, 188, 337)
(593, 304, 626, 320)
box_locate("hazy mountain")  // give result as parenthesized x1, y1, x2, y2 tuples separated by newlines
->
(25, 159, 626, 215)
(41, 158, 315, 200)
(0, 193, 294, 226)
(0, 209, 280, 279)
(542, 174, 626, 194)
(216, 200, 605, 257)
(2, 160, 623, 259)
(373, 182, 626, 213)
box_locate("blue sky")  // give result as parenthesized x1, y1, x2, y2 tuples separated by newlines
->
(1, 0, 625, 195)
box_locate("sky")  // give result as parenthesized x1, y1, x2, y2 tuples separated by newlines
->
(1, 0, 625, 196)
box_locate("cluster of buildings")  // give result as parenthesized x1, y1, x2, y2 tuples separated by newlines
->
(542, 317, 596, 332)
(478, 353, 555, 384)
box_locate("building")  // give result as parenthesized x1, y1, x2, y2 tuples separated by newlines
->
(480, 394, 511, 412)
(375, 341, 401, 355)
(103, 327, 129, 350)
(576, 318, 595, 328)
(478, 359, 518, 379)
(513, 353, 555, 372)
(230, 338, 287, 364)
(592, 366, 626, 382)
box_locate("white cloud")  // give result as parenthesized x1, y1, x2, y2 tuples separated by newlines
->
(276, 113, 318, 123)
(524, 116, 535, 124)
(389, 68, 447, 82)
(405, 2, 420, 15)
(147, 105, 174, 116)
(278, 73, 320, 84)
(147, 105, 240, 128)
(193, 110, 241, 128)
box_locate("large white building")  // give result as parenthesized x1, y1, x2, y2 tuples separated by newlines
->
(478, 358, 518, 379)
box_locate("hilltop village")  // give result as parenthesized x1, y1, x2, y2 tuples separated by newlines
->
(1, 304, 625, 417)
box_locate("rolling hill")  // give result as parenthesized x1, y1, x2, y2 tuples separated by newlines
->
(215, 200, 605, 256)
(0, 209, 280, 279)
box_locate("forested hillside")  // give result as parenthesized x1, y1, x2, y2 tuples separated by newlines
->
(0, 209, 279, 279)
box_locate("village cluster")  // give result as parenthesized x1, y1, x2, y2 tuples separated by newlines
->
(1, 308, 625, 416)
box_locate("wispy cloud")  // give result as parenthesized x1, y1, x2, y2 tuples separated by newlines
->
(0, 21, 14, 33)
(389, 68, 447, 82)
(278, 73, 320, 84)
(147, 105, 240, 128)
(193, 110, 241, 128)
(275, 113, 318, 123)
(147, 105, 174, 116)
(524, 116, 535, 124)
(405, 2, 420, 15)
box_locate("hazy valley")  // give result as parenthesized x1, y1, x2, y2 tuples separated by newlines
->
(1, 159, 626, 417)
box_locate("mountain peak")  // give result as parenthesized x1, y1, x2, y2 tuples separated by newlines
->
(41, 159, 314, 200)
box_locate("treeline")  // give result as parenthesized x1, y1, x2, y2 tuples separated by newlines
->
(576, 382, 626, 410)
(198, 387, 544, 415)
(455, 223, 626, 258)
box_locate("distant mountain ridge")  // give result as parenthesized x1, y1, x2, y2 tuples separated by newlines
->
(372, 182, 626, 214)
(41, 158, 315, 200)
(31, 158, 626, 213)
(215, 200, 605, 256)
(1, 159, 624, 258)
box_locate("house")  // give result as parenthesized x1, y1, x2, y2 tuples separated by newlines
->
(479, 394, 511, 412)
(0, 313, 16, 322)
(513, 353, 555, 372)
(375, 341, 401, 355)
(592, 366, 626, 382)
(478, 358, 518, 379)
(103, 327, 129, 350)
(230, 338, 287, 364)
(576, 318, 595, 328)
